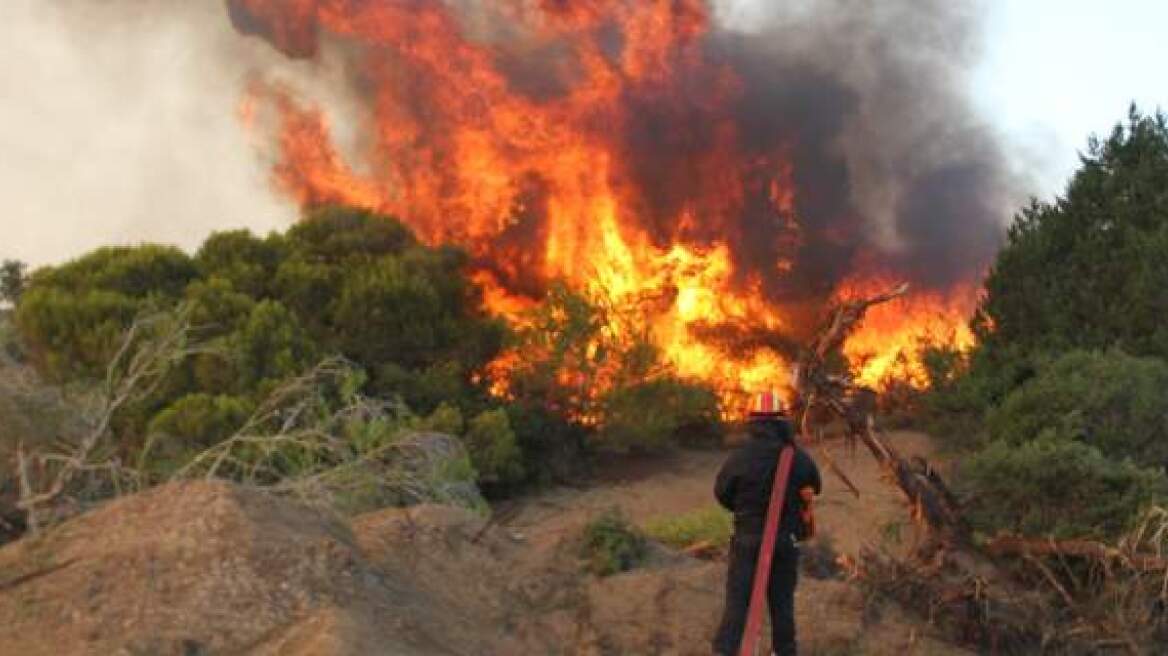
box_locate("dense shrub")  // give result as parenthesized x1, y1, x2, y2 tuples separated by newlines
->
(917, 342, 1038, 444)
(1, 260, 27, 306)
(142, 394, 254, 476)
(930, 348, 1168, 540)
(913, 108, 1168, 547)
(503, 400, 587, 485)
(598, 377, 720, 452)
(960, 435, 1167, 539)
(580, 508, 648, 576)
(10, 206, 517, 488)
(464, 408, 525, 487)
(985, 349, 1168, 469)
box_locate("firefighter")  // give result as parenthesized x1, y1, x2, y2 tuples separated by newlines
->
(712, 391, 821, 656)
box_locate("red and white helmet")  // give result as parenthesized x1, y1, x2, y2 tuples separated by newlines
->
(748, 390, 784, 419)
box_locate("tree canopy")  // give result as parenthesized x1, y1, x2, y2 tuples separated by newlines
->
(13, 207, 517, 484)
(924, 107, 1168, 541)
(976, 107, 1168, 361)
(10, 206, 718, 493)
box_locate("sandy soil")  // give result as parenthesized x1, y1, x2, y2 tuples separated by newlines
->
(500, 430, 970, 655)
(0, 431, 970, 655)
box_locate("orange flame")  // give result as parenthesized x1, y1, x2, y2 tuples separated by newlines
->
(232, 0, 979, 408)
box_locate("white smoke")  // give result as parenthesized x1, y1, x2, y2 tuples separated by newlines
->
(0, 0, 355, 267)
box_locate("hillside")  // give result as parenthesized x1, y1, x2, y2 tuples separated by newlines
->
(0, 432, 966, 655)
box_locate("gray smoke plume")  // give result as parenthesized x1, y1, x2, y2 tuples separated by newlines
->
(710, 0, 1018, 297)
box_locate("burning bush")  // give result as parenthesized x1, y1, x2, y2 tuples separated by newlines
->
(7, 205, 729, 496)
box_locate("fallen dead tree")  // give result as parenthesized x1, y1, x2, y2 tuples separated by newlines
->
(793, 283, 967, 548)
(842, 544, 1051, 653)
(792, 284, 1168, 653)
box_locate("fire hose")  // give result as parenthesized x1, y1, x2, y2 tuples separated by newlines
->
(738, 444, 795, 656)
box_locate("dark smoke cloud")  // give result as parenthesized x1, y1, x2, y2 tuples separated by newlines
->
(223, 0, 1022, 315)
(707, 0, 1018, 297)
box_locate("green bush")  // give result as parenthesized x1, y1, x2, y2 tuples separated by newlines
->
(142, 393, 253, 476)
(414, 402, 464, 435)
(581, 508, 648, 576)
(11, 206, 512, 487)
(917, 342, 1038, 445)
(1, 260, 27, 306)
(504, 400, 587, 486)
(598, 377, 721, 452)
(960, 435, 1168, 540)
(464, 408, 525, 486)
(642, 505, 732, 550)
(986, 349, 1168, 468)
(16, 287, 145, 380)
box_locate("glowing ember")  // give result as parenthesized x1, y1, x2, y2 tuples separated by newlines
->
(228, 0, 986, 406)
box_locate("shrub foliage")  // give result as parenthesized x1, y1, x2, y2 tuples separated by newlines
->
(917, 108, 1168, 541)
(7, 205, 720, 496)
(580, 508, 648, 576)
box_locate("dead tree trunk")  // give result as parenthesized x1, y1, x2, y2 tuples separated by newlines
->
(793, 282, 966, 546)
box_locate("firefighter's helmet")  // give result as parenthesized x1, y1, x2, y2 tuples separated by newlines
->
(748, 390, 784, 418)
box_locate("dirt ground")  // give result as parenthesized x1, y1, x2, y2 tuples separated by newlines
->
(500, 430, 970, 655)
(0, 431, 971, 655)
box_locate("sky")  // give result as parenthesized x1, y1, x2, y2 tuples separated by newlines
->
(972, 0, 1168, 193)
(1, 0, 1165, 267)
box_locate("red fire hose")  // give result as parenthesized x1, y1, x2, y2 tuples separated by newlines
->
(738, 444, 795, 656)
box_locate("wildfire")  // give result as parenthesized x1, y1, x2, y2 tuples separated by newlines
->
(839, 279, 977, 387)
(228, 0, 982, 408)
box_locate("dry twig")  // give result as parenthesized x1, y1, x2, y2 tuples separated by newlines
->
(15, 306, 204, 533)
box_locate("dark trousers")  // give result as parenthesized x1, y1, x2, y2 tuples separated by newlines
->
(712, 532, 800, 656)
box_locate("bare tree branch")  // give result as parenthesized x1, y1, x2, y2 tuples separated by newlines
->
(14, 305, 205, 534)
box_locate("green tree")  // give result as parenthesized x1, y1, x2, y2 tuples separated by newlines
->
(286, 205, 415, 263)
(15, 246, 197, 379)
(11, 205, 518, 492)
(1, 260, 27, 305)
(17, 287, 144, 379)
(976, 107, 1168, 361)
(195, 230, 286, 298)
(234, 300, 318, 390)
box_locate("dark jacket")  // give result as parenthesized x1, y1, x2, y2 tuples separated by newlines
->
(714, 419, 821, 538)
